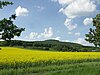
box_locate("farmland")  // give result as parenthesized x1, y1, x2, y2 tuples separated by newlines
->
(0, 47, 100, 75)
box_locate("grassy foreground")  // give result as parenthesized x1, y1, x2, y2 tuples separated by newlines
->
(0, 47, 100, 75)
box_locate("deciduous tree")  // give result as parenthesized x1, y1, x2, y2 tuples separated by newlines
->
(85, 14, 100, 47)
(0, 1, 25, 46)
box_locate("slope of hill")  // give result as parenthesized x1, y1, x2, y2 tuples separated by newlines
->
(0, 39, 99, 52)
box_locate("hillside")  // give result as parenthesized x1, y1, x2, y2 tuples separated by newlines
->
(0, 39, 99, 52)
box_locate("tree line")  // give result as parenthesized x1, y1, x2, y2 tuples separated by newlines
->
(0, 40, 99, 52)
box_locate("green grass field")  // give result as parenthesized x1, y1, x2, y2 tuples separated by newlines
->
(0, 47, 100, 75)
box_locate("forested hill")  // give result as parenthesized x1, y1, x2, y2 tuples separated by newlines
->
(0, 39, 99, 52)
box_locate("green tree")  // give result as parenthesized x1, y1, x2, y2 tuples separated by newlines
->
(85, 14, 100, 47)
(0, 1, 13, 8)
(0, 1, 25, 46)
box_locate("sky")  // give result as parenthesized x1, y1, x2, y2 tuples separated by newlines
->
(0, 0, 100, 46)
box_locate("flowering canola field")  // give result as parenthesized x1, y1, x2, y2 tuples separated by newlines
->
(0, 47, 100, 69)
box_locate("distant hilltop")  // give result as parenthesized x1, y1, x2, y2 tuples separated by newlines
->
(0, 39, 99, 52)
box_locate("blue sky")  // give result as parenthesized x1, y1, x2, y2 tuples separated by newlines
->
(0, 0, 100, 46)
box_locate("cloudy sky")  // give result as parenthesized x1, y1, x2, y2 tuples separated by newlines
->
(0, 0, 100, 46)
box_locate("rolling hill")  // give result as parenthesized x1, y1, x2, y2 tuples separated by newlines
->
(0, 39, 99, 52)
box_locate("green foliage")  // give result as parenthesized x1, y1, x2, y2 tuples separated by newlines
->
(0, 14, 25, 41)
(0, 40, 99, 52)
(0, 62, 100, 75)
(0, 1, 25, 45)
(0, 1, 13, 8)
(85, 14, 100, 47)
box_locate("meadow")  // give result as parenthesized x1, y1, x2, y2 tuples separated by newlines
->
(0, 47, 100, 75)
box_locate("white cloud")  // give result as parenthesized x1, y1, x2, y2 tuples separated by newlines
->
(75, 32, 80, 36)
(59, 0, 96, 18)
(51, 0, 74, 5)
(39, 27, 53, 38)
(62, 40, 70, 42)
(29, 32, 38, 39)
(64, 19, 77, 31)
(64, 40, 70, 42)
(15, 6, 29, 16)
(26, 27, 53, 40)
(58, 0, 74, 5)
(83, 18, 93, 26)
(74, 38, 93, 46)
(52, 0, 97, 33)
(52, 37, 60, 40)
(59, 8, 64, 12)
(74, 38, 85, 45)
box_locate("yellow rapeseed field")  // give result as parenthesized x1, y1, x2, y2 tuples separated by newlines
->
(0, 47, 100, 65)
(0, 47, 100, 75)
